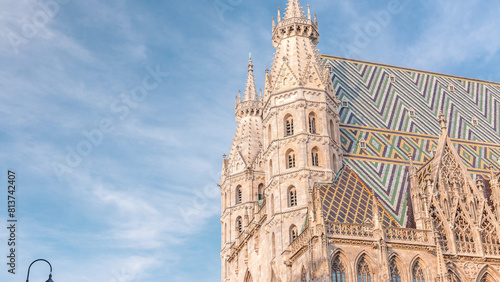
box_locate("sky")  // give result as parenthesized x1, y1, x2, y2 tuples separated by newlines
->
(0, 0, 500, 281)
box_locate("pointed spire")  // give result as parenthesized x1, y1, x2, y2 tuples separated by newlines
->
(307, 4, 311, 20)
(244, 55, 258, 101)
(238, 90, 242, 103)
(284, 0, 304, 19)
(272, 17, 276, 29)
(372, 196, 381, 229)
(277, 7, 281, 22)
(437, 111, 447, 135)
(408, 152, 416, 179)
(314, 13, 317, 25)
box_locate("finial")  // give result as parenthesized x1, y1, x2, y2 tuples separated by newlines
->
(489, 164, 497, 180)
(314, 13, 317, 25)
(307, 4, 311, 20)
(248, 56, 253, 72)
(272, 17, 276, 29)
(476, 177, 485, 192)
(408, 152, 414, 165)
(223, 153, 226, 159)
(238, 90, 242, 102)
(277, 7, 281, 22)
(265, 68, 270, 74)
(259, 88, 262, 100)
(437, 111, 447, 135)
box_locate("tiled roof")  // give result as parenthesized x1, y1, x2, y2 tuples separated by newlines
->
(322, 55, 500, 227)
(317, 165, 399, 228)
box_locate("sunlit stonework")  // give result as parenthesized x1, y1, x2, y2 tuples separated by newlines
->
(219, 1, 500, 281)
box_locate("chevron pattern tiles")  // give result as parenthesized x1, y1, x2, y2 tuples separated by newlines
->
(323, 55, 500, 226)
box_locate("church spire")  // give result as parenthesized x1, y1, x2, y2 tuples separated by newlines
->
(284, 0, 305, 19)
(244, 55, 258, 101)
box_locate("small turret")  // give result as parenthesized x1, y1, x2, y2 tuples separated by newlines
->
(244, 56, 258, 101)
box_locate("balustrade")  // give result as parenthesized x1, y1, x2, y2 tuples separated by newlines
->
(326, 222, 373, 238)
(289, 227, 310, 256)
(384, 227, 432, 243)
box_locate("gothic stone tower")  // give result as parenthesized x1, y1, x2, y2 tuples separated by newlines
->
(220, 1, 500, 281)
(220, 0, 342, 281)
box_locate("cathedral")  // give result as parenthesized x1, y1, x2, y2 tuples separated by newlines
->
(219, 0, 500, 281)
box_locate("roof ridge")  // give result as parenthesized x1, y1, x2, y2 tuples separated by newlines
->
(322, 54, 500, 86)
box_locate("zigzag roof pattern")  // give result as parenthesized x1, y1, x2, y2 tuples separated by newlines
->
(322, 55, 500, 227)
(323, 55, 500, 141)
(316, 165, 399, 228)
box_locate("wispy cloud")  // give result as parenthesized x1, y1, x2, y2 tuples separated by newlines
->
(1, 1, 500, 281)
(403, 0, 500, 72)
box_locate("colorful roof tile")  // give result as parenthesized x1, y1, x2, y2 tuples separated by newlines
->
(322, 55, 500, 227)
(317, 166, 399, 228)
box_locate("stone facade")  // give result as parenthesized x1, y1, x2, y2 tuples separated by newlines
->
(219, 1, 500, 281)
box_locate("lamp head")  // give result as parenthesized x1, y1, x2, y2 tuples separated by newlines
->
(45, 274, 54, 282)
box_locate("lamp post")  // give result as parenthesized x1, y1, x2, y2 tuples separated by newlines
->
(26, 259, 54, 282)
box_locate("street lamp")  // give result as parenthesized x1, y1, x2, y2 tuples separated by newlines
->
(26, 259, 53, 282)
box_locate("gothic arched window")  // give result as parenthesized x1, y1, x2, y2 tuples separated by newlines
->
(332, 254, 346, 282)
(290, 224, 298, 243)
(480, 273, 496, 282)
(236, 185, 242, 204)
(289, 186, 297, 207)
(481, 211, 500, 256)
(454, 206, 475, 253)
(285, 115, 294, 136)
(236, 216, 242, 235)
(309, 113, 317, 134)
(390, 257, 401, 282)
(357, 256, 371, 282)
(258, 183, 264, 201)
(286, 149, 296, 169)
(330, 120, 335, 138)
(268, 125, 272, 144)
(412, 261, 425, 282)
(311, 147, 319, 166)
(448, 270, 460, 282)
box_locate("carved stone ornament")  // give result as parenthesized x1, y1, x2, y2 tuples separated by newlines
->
(463, 262, 479, 279)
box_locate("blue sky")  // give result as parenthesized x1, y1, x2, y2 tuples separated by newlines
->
(0, 0, 499, 281)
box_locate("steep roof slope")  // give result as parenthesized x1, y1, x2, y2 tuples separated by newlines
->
(323, 55, 500, 227)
